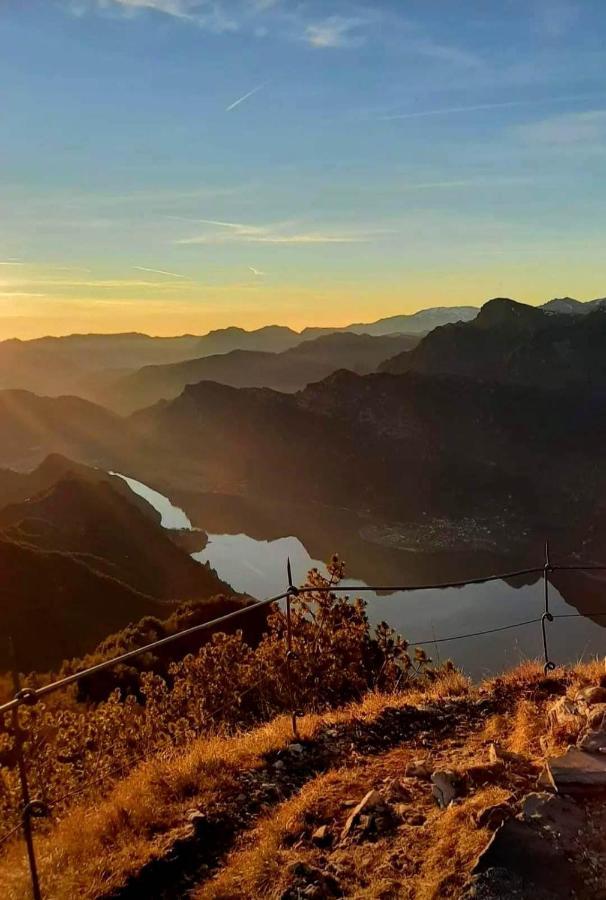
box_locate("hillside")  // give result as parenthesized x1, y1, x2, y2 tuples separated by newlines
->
(0, 536, 164, 671)
(128, 369, 606, 560)
(97, 332, 420, 413)
(380, 297, 606, 388)
(2, 660, 605, 898)
(0, 389, 129, 470)
(0, 476, 228, 601)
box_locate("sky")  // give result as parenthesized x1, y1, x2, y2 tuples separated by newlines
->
(0, 0, 605, 338)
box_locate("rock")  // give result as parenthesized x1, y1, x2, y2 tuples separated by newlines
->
(547, 697, 585, 734)
(576, 685, 606, 705)
(287, 743, 304, 754)
(577, 728, 606, 753)
(340, 789, 392, 840)
(405, 812, 426, 826)
(541, 747, 606, 793)
(311, 824, 331, 846)
(520, 791, 584, 839)
(405, 760, 431, 779)
(471, 818, 585, 895)
(431, 769, 459, 808)
(587, 703, 606, 729)
(283, 862, 341, 899)
(273, 760, 285, 770)
(475, 802, 511, 830)
(383, 778, 411, 803)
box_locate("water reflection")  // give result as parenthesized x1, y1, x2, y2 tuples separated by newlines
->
(114, 474, 606, 679)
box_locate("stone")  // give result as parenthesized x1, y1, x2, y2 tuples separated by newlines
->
(547, 696, 585, 733)
(340, 789, 390, 840)
(577, 685, 606, 705)
(431, 769, 459, 808)
(287, 743, 304, 754)
(273, 760, 285, 769)
(472, 818, 585, 895)
(577, 728, 606, 753)
(311, 824, 331, 846)
(520, 791, 584, 839)
(542, 747, 606, 793)
(587, 704, 606, 729)
(405, 760, 431, 779)
(383, 778, 411, 803)
(475, 802, 511, 830)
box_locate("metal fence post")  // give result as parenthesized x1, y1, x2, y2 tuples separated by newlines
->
(285, 558, 300, 740)
(541, 539, 555, 674)
(8, 638, 43, 900)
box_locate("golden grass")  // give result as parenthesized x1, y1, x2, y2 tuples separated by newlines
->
(0, 671, 469, 899)
(1, 660, 602, 899)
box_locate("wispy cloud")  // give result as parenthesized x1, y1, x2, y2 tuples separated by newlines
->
(174, 218, 381, 245)
(248, 265, 265, 277)
(133, 265, 187, 278)
(305, 16, 367, 49)
(225, 82, 267, 112)
(381, 93, 604, 122)
(0, 260, 25, 266)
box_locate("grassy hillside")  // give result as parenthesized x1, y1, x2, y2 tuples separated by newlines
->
(1, 659, 604, 899)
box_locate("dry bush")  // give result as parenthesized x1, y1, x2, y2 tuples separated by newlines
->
(0, 557, 435, 838)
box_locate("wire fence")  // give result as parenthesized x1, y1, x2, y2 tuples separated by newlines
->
(1, 541, 605, 898)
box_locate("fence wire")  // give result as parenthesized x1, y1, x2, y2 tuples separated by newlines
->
(2, 548, 606, 895)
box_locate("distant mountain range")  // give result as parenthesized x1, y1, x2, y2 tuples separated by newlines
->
(0, 306, 476, 401)
(95, 332, 421, 414)
(380, 297, 606, 388)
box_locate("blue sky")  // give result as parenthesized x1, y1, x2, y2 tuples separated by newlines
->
(0, 0, 605, 336)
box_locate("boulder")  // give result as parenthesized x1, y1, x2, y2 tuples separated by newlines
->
(475, 802, 512, 830)
(520, 791, 584, 839)
(431, 769, 459, 808)
(311, 824, 332, 846)
(547, 697, 585, 734)
(340, 789, 393, 841)
(587, 703, 606, 729)
(405, 760, 431, 779)
(576, 685, 606, 705)
(577, 728, 606, 753)
(541, 747, 606, 793)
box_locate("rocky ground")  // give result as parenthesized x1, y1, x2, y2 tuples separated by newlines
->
(2, 663, 606, 899)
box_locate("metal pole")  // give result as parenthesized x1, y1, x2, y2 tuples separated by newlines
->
(285, 558, 300, 739)
(9, 638, 42, 900)
(541, 540, 555, 674)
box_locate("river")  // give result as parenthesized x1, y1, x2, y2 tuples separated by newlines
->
(113, 473, 606, 679)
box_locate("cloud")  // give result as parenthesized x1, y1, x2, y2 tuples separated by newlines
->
(133, 265, 187, 278)
(248, 265, 265, 277)
(225, 82, 267, 112)
(514, 109, 606, 145)
(0, 261, 25, 266)
(305, 16, 367, 49)
(381, 93, 605, 122)
(174, 218, 379, 245)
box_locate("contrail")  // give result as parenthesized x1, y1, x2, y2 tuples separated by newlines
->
(226, 82, 267, 112)
(381, 93, 605, 121)
(133, 266, 186, 278)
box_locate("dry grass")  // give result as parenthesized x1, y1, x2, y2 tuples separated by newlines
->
(0, 671, 468, 899)
(1, 660, 603, 899)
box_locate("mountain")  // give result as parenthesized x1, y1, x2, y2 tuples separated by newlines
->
(0, 453, 159, 520)
(0, 308, 478, 400)
(542, 296, 606, 315)
(129, 369, 606, 551)
(0, 476, 227, 602)
(337, 306, 478, 336)
(0, 389, 131, 470)
(0, 535, 164, 671)
(380, 297, 606, 388)
(96, 332, 420, 413)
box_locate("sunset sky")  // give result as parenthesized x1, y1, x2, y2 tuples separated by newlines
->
(1, 0, 605, 338)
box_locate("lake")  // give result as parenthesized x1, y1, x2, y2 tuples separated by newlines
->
(113, 473, 606, 680)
